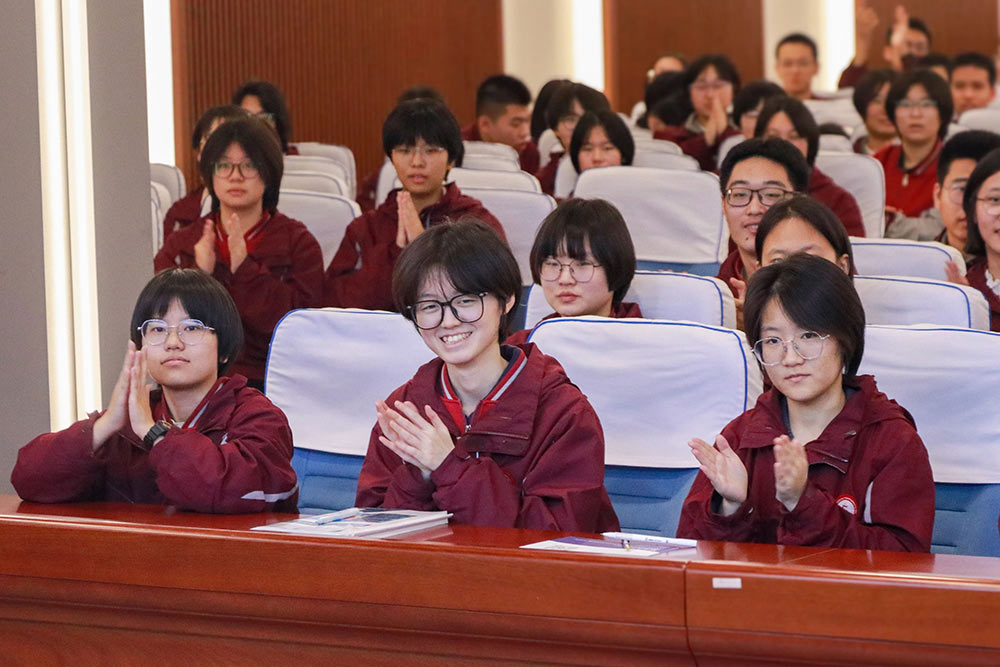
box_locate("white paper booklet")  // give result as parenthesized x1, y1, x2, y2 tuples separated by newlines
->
(521, 532, 697, 558)
(252, 507, 451, 539)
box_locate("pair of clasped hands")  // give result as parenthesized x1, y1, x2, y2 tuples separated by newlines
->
(689, 434, 809, 515)
(376, 399, 456, 481)
(394, 191, 425, 249)
(194, 212, 250, 274)
(91, 342, 156, 450)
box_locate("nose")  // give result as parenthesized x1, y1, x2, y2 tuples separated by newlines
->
(164, 328, 184, 349)
(557, 264, 576, 284)
(780, 340, 804, 366)
(439, 304, 461, 327)
(410, 149, 427, 166)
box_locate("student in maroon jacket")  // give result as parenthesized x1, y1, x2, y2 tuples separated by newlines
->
(155, 118, 324, 388)
(837, 3, 930, 89)
(774, 33, 820, 101)
(232, 80, 298, 155)
(678, 254, 934, 552)
(162, 105, 249, 243)
(754, 96, 865, 238)
(12, 269, 298, 513)
(851, 69, 898, 156)
(654, 54, 742, 171)
(535, 82, 610, 195)
(507, 198, 640, 346)
(326, 99, 504, 311)
(947, 147, 1000, 331)
(356, 220, 620, 532)
(461, 74, 540, 173)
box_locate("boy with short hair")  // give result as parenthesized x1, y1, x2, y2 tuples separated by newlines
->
(775, 33, 819, 101)
(462, 74, 540, 173)
(951, 52, 997, 118)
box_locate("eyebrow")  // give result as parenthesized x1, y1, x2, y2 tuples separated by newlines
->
(729, 180, 789, 187)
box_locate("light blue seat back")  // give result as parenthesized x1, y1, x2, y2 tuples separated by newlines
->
(292, 449, 365, 515)
(604, 467, 700, 536)
(932, 483, 1000, 556)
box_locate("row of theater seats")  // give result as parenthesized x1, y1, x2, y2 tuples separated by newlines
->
(264, 307, 1000, 557)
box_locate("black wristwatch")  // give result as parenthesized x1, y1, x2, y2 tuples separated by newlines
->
(143, 420, 172, 448)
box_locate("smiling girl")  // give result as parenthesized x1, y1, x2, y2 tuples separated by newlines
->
(677, 254, 934, 551)
(12, 269, 298, 512)
(355, 219, 619, 531)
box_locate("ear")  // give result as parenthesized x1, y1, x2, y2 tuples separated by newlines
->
(477, 115, 492, 140)
(932, 181, 942, 210)
(836, 254, 851, 274)
(503, 293, 516, 315)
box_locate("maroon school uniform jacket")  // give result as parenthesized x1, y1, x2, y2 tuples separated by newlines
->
(810, 167, 866, 237)
(355, 344, 620, 532)
(356, 164, 381, 213)
(505, 301, 643, 347)
(716, 250, 748, 298)
(162, 185, 205, 243)
(461, 123, 540, 174)
(966, 257, 1000, 332)
(677, 375, 934, 552)
(875, 142, 942, 226)
(153, 210, 324, 383)
(535, 149, 564, 196)
(11, 376, 298, 513)
(653, 123, 741, 172)
(324, 183, 505, 311)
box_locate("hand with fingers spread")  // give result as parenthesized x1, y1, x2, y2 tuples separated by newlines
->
(395, 190, 424, 248)
(885, 4, 910, 69)
(688, 434, 748, 516)
(222, 211, 248, 272)
(944, 260, 970, 286)
(377, 400, 455, 478)
(92, 343, 138, 450)
(128, 348, 156, 441)
(193, 218, 217, 273)
(773, 435, 809, 511)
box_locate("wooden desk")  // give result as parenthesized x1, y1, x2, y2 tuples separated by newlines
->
(1, 495, 998, 665)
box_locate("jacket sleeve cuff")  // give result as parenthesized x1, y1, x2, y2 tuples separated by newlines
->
(230, 255, 269, 283)
(706, 492, 754, 525)
(778, 482, 829, 532)
(429, 448, 471, 488)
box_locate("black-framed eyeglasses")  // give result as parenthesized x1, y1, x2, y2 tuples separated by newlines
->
(138, 319, 216, 346)
(214, 160, 259, 179)
(724, 186, 795, 208)
(408, 293, 487, 330)
(539, 259, 600, 282)
(752, 331, 829, 366)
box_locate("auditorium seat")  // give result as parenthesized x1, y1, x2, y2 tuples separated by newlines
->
(536, 129, 561, 169)
(818, 134, 854, 153)
(461, 153, 521, 172)
(527, 318, 763, 536)
(632, 137, 683, 155)
(463, 140, 520, 161)
(150, 163, 185, 207)
(295, 142, 357, 198)
(957, 108, 1000, 134)
(523, 270, 736, 329)
(277, 190, 361, 267)
(553, 154, 577, 199)
(573, 166, 727, 275)
(854, 275, 990, 329)
(285, 155, 351, 195)
(815, 153, 886, 237)
(716, 133, 746, 169)
(282, 170, 348, 197)
(150, 184, 164, 254)
(851, 238, 965, 281)
(803, 98, 863, 133)
(265, 308, 433, 513)
(631, 149, 699, 171)
(858, 325, 1000, 556)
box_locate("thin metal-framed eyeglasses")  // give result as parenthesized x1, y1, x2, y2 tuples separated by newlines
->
(539, 259, 600, 282)
(752, 331, 830, 366)
(214, 160, 259, 179)
(724, 187, 795, 207)
(138, 319, 216, 346)
(408, 293, 487, 330)
(976, 195, 1000, 216)
(391, 144, 447, 160)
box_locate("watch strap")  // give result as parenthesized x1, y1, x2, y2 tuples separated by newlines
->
(143, 420, 172, 448)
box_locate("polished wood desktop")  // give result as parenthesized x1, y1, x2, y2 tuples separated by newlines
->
(0, 495, 997, 665)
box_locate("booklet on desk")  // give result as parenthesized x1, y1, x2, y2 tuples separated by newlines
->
(521, 532, 697, 558)
(251, 507, 451, 539)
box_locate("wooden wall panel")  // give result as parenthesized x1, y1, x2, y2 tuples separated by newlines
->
(170, 0, 503, 186)
(603, 0, 764, 112)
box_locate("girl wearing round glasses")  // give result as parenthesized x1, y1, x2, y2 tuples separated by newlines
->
(507, 198, 639, 346)
(13, 269, 298, 512)
(355, 219, 619, 532)
(950, 147, 1000, 331)
(678, 254, 934, 551)
(155, 117, 324, 389)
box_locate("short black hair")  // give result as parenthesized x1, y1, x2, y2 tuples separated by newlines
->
(645, 70, 687, 111)
(952, 51, 997, 87)
(818, 122, 849, 137)
(529, 198, 637, 306)
(647, 94, 691, 127)
(719, 137, 811, 194)
(745, 253, 866, 381)
(732, 80, 785, 128)
(754, 95, 819, 165)
(232, 80, 292, 152)
(916, 53, 952, 77)
(545, 82, 610, 131)
(885, 69, 953, 139)
(531, 79, 572, 141)
(962, 146, 1000, 258)
(754, 195, 856, 274)
(133, 269, 243, 376)
(887, 17, 932, 45)
(852, 68, 896, 117)
(569, 110, 635, 172)
(191, 105, 249, 150)
(382, 99, 464, 167)
(937, 130, 1000, 184)
(685, 54, 741, 94)
(776, 33, 818, 61)
(397, 85, 445, 105)
(475, 74, 532, 120)
(200, 117, 284, 213)
(393, 219, 521, 341)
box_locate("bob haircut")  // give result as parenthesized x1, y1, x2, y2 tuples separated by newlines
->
(529, 198, 637, 306)
(852, 68, 896, 117)
(732, 80, 784, 128)
(190, 105, 249, 151)
(885, 69, 953, 140)
(474, 74, 532, 119)
(382, 99, 464, 167)
(937, 130, 1000, 184)
(754, 95, 820, 165)
(962, 146, 1000, 257)
(231, 80, 293, 152)
(745, 253, 866, 381)
(754, 195, 856, 274)
(132, 269, 243, 376)
(393, 219, 522, 341)
(531, 79, 572, 140)
(569, 110, 635, 172)
(685, 54, 741, 92)
(718, 137, 811, 194)
(546, 82, 610, 131)
(200, 117, 284, 213)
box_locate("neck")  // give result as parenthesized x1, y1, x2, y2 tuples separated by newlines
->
(901, 137, 936, 168)
(865, 133, 894, 154)
(789, 88, 812, 101)
(946, 231, 966, 254)
(785, 380, 846, 444)
(410, 186, 445, 214)
(737, 247, 757, 279)
(219, 202, 264, 230)
(161, 379, 217, 424)
(446, 345, 508, 416)
(986, 249, 1000, 279)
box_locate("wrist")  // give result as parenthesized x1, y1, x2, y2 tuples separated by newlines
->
(142, 420, 171, 448)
